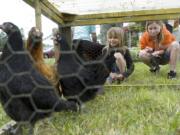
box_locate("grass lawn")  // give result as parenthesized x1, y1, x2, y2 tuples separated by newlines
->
(0, 105, 10, 127)
(121, 62, 180, 85)
(0, 60, 180, 135)
(44, 58, 55, 65)
(34, 87, 180, 135)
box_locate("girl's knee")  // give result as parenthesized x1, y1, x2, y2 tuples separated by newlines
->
(139, 50, 146, 59)
(114, 52, 124, 60)
(170, 41, 180, 50)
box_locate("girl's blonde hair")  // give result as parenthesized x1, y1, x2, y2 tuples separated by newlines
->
(146, 20, 164, 43)
(104, 27, 127, 54)
(173, 19, 179, 28)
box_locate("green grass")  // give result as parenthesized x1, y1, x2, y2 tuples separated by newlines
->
(0, 60, 180, 135)
(34, 61, 180, 135)
(0, 105, 10, 127)
(44, 58, 55, 65)
(122, 62, 180, 85)
(34, 87, 180, 135)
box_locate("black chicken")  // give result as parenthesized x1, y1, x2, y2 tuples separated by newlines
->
(0, 22, 79, 134)
(57, 38, 115, 103)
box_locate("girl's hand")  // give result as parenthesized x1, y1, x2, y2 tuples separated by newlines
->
(152, 51, 160, 57)
(110, 73, 117, 80)
(114, 52, 121, 59)
(116, 74, 124, 81)
(145, 47, 153, 53)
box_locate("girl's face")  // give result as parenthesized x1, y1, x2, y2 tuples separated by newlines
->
(147, 23, 161, 38)
(108, 36, 119, 47)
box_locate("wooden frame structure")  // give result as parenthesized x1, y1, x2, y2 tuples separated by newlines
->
(23, 0, 180, 26)
(23, 0, 180, 43)
(1, 1, 180, 134)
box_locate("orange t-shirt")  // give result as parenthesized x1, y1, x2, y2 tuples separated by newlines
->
(140, 27, 175, 50)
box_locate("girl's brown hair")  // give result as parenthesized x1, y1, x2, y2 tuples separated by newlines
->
(104, 27, 127, 54)
(146, 20, 164, 43)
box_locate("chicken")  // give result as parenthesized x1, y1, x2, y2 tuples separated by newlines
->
(0, 22, 79, 134)
(57, 38, 115, 103)
(72, 39, 116, 70)
(26, 27, 61, 95)
(72, 39, 105, 61)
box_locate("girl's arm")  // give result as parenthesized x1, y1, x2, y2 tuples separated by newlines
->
(144, 47, 153, 53)
(152, 49, 164, 56)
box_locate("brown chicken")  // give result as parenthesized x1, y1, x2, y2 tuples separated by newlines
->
(26, 27, 61, 95)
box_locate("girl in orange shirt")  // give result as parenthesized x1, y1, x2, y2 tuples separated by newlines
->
(139, 20, 180, 79)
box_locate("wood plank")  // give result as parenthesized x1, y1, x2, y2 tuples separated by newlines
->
(35, 0, 42, 31)
(23, 0, 180, 26)
(64, 8, 180, 21)
(23, 0, 34, 7)
(63, 13, 180, 26)
(23, 0, 64, 25)
(61, 27, 72, 49)
(40, 2, 64, 24)
(41, 0, 64, 19)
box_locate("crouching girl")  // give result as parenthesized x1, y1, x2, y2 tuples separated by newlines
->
(139, 20, 180, 79)
(103, 27, 134, 84)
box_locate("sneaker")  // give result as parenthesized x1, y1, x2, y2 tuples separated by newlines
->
(106, 77, 113, 84)
(149, 65, 160, 73)
(167, 71, 176, 79)
(149, 55, 160, 73)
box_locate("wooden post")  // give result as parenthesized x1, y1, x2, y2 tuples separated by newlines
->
(128, 31, 131, 48)
(60, 26, 72, 50)
(35, 0, 42, 31)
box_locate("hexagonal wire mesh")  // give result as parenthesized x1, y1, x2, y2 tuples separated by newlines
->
(58, 39, 111, 103)
(0, 22, 114, 134)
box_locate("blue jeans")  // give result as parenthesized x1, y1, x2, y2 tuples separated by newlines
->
(106, 63, 120, 84)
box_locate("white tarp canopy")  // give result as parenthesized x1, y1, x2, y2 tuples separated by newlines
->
(49, 0, 180, 15)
